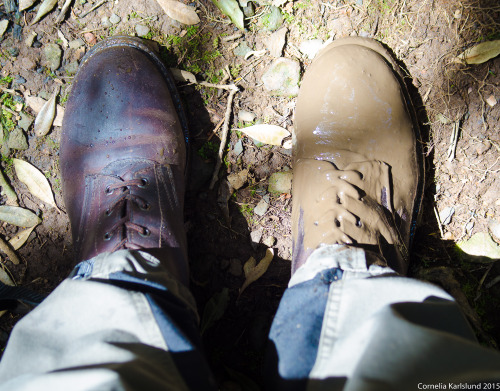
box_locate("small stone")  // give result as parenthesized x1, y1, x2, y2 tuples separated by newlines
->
(250, 228, 263, 249)
(488, 219, 500, 242)
(42, 43, 62, 71)
(135, 24, 150, 38)
(485, 95, 497, 107)
(482, 185, 499, 207)
(227, 169, 248, 190)
(83, 32, 97, 45)
(443, 232, 453, 240)
(476, 141, 491, 155)
(18, 112, 33, 131)
(266, 27, 287, 58)
(238, 110, 256, 123)
(7, 128, 28, 150)
(228, 259, 242, 277)
(13, 24, 21, 40)
(69, 38, 85, 49)
(263, 236, 275, 247)
(242, 2, 254, 17)
(109, 13, 121, 24)
(233, 42, 252, 57)
(13, 75, 26, 84)
(64, 61, 79, 76)
(457, 232, 500, 260)
(233, 139, 243, 156)
(24, 31, 37, 47)
(299, 39, 324, 59)
(465, 221, 474, 233)
(268, 171, 293, 194)
(0, 20, 8, 37)
(101, 16, 112, 28)
(260, 6, 283, 32)
(254, 194, 270, 216)
(439, 206, 455, 226)
(262, 58, 300, 97)
(7, 47, 19, 57)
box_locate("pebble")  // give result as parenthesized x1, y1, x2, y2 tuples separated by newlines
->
(254, 194, 270, 216)
(268, 171, 293, 193)
(0, 20, 8, 37)
(135, 24, 150, 37)
(12, 24, 21, 40)
(233, 42, 252, 57)
(465, 221, 474, 233)
(83, 32, 97, 45)
(263, 236, 276, 247)
(69, 38, 85, 49)
(7, 47, 19, 57)
(238, 110, 256, 123)
(242, 2, 254, 17)
(233, 139, 243, 156)
(64, 61, 79, 75)
(488, 219, 500, 242)
(299, 39, 324, 59)
(24, 31, 37, 47)
(250, 228, 263, 249)
(485, 95, 497, 107)
(42, 43, 62, 71)
(101, 16, 112, 28)
(260, 6, 283, 32)
(18, 112, 33, 131)
(7, 128, 28, 150)
(13, 75, 26, 84)
(227, 169, 248, 190)
(109, 13, 121, 24)
(439, 206, 455, 226)
(261, 58, 300, 97)
(266, 27, 287, 58)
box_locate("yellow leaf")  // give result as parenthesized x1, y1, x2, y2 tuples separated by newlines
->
(156, 0, 200, 25)
(457, 40, 500, 65)
(34, 87, 58, 137)
(238, 124, 290, 146)
(9, 226, 36, 250)
(239, 248, 274, 295)
(13, 159, 60, 210)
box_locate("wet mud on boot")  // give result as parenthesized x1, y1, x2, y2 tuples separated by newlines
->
(292, 37, 424, 276)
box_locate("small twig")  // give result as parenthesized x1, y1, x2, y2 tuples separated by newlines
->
(209, 86, 239, 190)
(446, 120, 460, 161)
(0, 236, 20, 265)
(79, 0, 107, 19)
(199, 82, 239, 91)
(207, 117, 225, 142)
(434, 205, 445, 238)
(222, 33, 243, 42)
(475, 263, 494, 301)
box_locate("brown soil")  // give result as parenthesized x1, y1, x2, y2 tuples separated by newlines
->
(0, 0, 499, 387)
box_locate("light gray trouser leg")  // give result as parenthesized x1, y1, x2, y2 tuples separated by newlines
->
(269, 245, 500, 390)
(0, 250, 216, 391)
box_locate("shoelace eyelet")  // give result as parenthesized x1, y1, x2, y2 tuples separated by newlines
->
(140, 228, 151, 237)
(105, 208, 112, 217)
(104, 232, 112, 241)
(139, 178, 149, 188)
(139, 202, 151, 211)
(105, 186, 114, 195)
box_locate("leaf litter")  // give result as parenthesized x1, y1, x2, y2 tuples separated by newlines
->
(13, 159, 61, 212)
(239, 248, 274, 295)
(33, 86, 59, 137)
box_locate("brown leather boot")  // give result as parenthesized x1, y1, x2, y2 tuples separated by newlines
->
(292, 37, 424, 275)
(60, 36, 190, 284)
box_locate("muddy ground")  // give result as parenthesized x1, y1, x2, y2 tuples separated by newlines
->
(0, 0, 499, 387)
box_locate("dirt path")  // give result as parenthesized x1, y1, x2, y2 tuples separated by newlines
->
(0, 0, 499, 386)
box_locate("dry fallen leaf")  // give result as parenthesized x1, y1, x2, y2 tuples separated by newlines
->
(13, 159, 60, 211)
(169, 68, 197, 84)
(239, 248, 274, 295)
(9, 226, 36, 250)
(0, 169, 18, 206)
(25, 95, 65, 127)
(31, 0, 58, 24)
(34, 87, 58, 136)
(0, 206, 41, 227)
(238, 124, 290, 146)
(156, 0, 200, 25)
(457, 40, 500, 65)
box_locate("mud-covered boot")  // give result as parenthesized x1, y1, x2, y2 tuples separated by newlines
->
(60, 36, 190, 284)
(292, 37, 424, 275)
